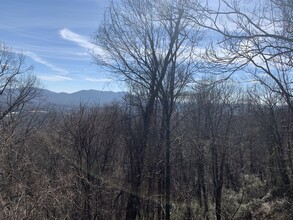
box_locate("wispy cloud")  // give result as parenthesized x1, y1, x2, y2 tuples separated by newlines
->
(37, 74, 73, 82)
(59, 28, 104, 55)
(60, 28, 93, 49)
(25, 51, 69, 74)
(85, 77, 113, 82)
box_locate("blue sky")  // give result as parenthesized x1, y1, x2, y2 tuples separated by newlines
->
(0, 0, 121, 93)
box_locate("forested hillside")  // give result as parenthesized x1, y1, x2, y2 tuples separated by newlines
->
(1, 0, 293, 219)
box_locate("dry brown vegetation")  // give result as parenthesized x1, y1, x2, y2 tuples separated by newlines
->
(1, 0, 293, 219)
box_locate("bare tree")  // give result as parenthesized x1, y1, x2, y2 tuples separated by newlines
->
(186, 79, 239, 220)
(188, 0, 293, 110)
(0, 44, 38, 120)
(0, 43, 46, 219)
(55, 104, 122, 220)
(93, 1, 201, 219)
(248, 85, 291, 188)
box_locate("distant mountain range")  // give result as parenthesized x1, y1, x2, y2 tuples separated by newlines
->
(38, 89, 125, 107)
